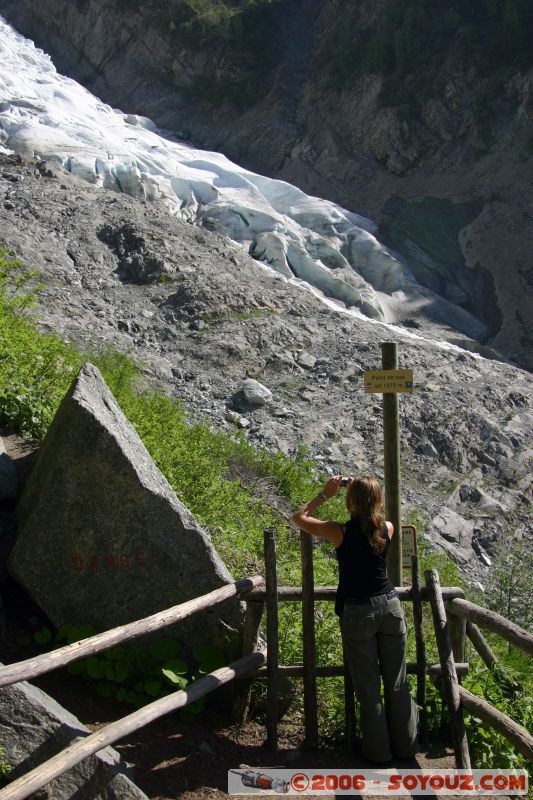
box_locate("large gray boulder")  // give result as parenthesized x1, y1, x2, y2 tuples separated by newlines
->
(8, 364, 243, 652)
(0, 677, 148, 799)
(431, 508, 475, 565)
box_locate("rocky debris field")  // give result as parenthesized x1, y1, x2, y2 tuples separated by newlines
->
(0, 153, 531, 584)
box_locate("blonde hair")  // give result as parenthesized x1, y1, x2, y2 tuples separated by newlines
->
(346, 477, 385, 555)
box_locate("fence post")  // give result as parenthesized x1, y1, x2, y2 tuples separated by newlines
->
(382, 342, 402, 584)
(465, 621, 521, 692)
(264, 528, 279, 751)
(447, 607, 466, 683)
(232, 599, 264, 723)
(411, 555, 427, 743)
(300, 531, 319, 749)
(426, 568, 471, 769)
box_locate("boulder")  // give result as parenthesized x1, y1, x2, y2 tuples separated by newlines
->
(297, 352, 316, 370)
(415, 441, 439, 459)
(241, 378, 272, 407)
(0, 677, 148, 799)
(431, 508, 475, 564)
(9, 364, 243, 653)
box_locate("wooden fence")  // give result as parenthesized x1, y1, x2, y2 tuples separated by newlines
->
(2, 526, 532, 799)
(234, 528, 533, 768)
(0, 576, 264, 800)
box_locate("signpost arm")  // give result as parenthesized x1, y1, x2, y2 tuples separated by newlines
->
(381, 342, 402, 584)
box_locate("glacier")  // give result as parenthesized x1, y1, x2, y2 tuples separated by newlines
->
(0, 15, 487, 341)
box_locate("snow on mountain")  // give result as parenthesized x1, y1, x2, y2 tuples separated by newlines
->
(0, 15, 489, 344)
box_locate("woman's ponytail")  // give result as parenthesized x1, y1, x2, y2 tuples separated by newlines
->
(346, 477, 386, 554)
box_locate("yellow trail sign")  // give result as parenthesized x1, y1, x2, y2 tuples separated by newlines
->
(364, 369, 414, 393)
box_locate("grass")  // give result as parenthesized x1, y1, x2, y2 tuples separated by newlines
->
(1, 245, 531, 764)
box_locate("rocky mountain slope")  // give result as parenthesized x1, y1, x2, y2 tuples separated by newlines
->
(1, 152, 531, 585)
(0, 0, 532, 368)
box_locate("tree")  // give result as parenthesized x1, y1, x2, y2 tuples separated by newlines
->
(484, 536, 533, 632)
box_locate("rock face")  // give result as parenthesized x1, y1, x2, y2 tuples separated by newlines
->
(0, 0, 531, 367)
(0, 676, 148, 799)
(0, 154, 531, 586)
(8, 363, 243, 651)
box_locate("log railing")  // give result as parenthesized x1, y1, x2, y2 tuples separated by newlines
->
(235, 527, 470, 755)
(0, 650, 266, 800)
(235, 528, 533, 773)
(4, 529, 532, 800)
(446, 598, 533, 657)
(0, 576, 263, 688)
(0, 575, 264, 800)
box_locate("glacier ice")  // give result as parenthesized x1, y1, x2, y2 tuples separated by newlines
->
(0, 15, 487, 340)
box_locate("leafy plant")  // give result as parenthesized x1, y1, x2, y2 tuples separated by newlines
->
(463, 660, 532, 770)
(33, 622, 224, 717)
(0, 747, 12, 789)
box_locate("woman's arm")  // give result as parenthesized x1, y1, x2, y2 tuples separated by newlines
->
(385, 521, 394, 539)
(290, 476, 344, 546)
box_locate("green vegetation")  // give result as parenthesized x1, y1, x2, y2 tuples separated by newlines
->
(116, 0, 283, 107)
(2, 246, 530, 766)
(0, 747, 12, 789)
(33, 622, 224, 716)
(324, 0, 532, 133)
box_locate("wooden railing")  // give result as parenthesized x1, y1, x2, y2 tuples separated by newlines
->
(3, 529, 532, 799)
(0, 576, 264, 800)
(233, 528, 533, 769)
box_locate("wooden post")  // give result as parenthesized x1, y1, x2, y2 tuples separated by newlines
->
(465, 621, 521, 692)
(300, 531, 318, 749)
(264, 528, 279, 751)
(425, 568, 471, 769)
(411, 555, 428, 743)
(466, 620, 498, 668)
(382, 342, 401, 584)
(447, 610, 466, 684)
(232, 599, 264, 723)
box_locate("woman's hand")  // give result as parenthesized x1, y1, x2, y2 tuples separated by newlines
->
(322, 475, 344, 499)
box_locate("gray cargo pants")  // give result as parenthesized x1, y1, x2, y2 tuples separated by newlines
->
(340, 593, 418, 762)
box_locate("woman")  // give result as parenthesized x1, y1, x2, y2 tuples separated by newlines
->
(291, 474, 417, 763)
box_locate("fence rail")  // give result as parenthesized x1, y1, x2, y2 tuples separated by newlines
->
(0, 650, 266, 800)
(0, 576, 263, 689)
(253, 663, 469, 677)
(446, 598, 533, 656)
(247, 585, 465, 602)
(458, 686, 533, 762)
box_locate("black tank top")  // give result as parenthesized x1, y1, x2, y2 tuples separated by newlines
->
(335, 517, 394, 615)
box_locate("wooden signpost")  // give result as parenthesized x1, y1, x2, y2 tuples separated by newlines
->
(364, 343, 414, 585)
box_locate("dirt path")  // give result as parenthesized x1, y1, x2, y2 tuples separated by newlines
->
(32, 668, 457, 800)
